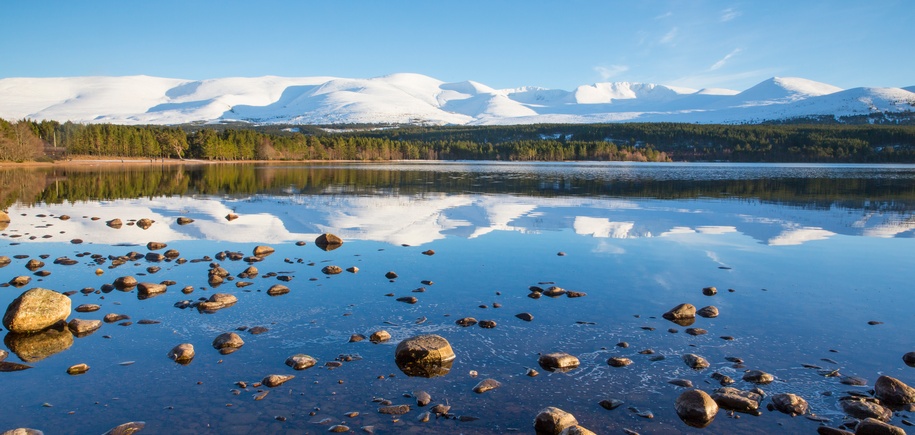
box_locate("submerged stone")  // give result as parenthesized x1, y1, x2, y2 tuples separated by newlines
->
(534, 407, 578, 435)
(538, 352, 580, 372)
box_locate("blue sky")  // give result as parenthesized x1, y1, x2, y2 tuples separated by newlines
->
(2, 0, 912, 91)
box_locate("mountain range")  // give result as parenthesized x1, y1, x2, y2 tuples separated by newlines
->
(0, 73, 913, 125)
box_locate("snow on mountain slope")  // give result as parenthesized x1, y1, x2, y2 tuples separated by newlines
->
(728, 77, 842, 107)
(0, 73, 911, 126)
(572, 82, 695, 104)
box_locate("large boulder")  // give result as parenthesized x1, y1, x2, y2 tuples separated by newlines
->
(534, 407, 578, 435)
(675, 389, 718, 428)
(874, 375, 915, 406)
(3, 288, 71, 333)
(395, 334, 455, 377)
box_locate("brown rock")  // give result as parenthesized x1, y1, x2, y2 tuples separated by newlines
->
(675, 389, 718, 428)
(2, 288, 71, 333)
(253, 245, 274, 257)
(534, 407, 579, 435)
(106, 218, 123, 229)
(103, 313, 129, 323)
(177, 217, 194, 225)
(395, 334, 455, 378)
(262, 374, 294, 387)
(137, 282, 167, 298)
(322, 265, 343, 275)
(315, 233, 343, 251)
(136, 218, 154, 229)
(378, 404, 410, 415)
(515, 312, 534, 321)
(712, 387, 761, 415)
(855, 418, 906, 435)
(168, 343, 195, 364)
(456, 317, 478, 327)
(25, 259, 44, 271)
(198, 293, 237, 311)
(102, 421, 145, 435)
(874, 375, 915, 406)
(702, 286, 717, 296)
(0, 429, 44, 435)
(113, 276, 138, 290)
(840, 397, 892, 421)
(682, 354, 710, 369)
(607, 357, 633, 367)
(663, 303, 697, 326)
(903, 351, 915, 367)
(770, 393, 808, 416)
(473, 378, 501, 393)
(479, 320, 497, 328)
(415, 390, 432, 407)
(267, 284, 290, 296)
(539, 352, 580, 372)
(370, 330, 391, 343)
(68, 318, 102, 337)
(385, 271, 399, 279)
(697, 306, 719, 318)
(742, 370, 774, 384)
(67, 363, 90, 375)
(9, 276, 31, 287)
(285, 354, 317, 370)
(225, 213, 238, 221)
(212, 332, 245, 353)
(146, 242, 167, 251)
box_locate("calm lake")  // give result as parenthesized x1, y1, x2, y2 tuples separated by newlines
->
(1, 161, 914, 434)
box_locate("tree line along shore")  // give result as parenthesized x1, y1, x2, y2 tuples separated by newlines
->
(2, 117, 914, 163)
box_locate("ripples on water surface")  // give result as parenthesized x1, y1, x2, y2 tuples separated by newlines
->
(0, 162, 913, 434)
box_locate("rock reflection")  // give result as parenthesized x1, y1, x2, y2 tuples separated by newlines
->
(5, 324, 74, 362)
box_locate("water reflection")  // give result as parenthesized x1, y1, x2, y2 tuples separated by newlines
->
(0, 162, 914, 434)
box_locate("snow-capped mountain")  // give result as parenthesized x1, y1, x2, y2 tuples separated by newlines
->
(0, 73, 912, 125)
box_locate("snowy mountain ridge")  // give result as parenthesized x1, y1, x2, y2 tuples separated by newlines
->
(0, 73, 913, 125)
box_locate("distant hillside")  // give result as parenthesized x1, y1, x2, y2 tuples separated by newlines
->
(1, 73, 913, 126)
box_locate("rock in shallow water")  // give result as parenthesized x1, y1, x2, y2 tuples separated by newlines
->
(262, 374, 294, 387)
(682, 354, 710, 369)
(874, 375, 915, 406)
(68, 318, 102, 337)
(770, 393, 808, 416)
(854, 417, 906, 435)
(675, 389, 718, 428)
(539, 352, 580, 372)
(473, 378, 501, 393)
(2, 288, 71, 333)
(697, 306, 719, 318)
(168, 343, 195, 364)
(607, 357, 633, 368)
(742, 370, 774, 384)
(212, 332, 245, 354)
(102, 421, 145, 435)
(395, 334, 455, 378)
(712, 387, 761, 415)
(839, 397, 891, 422)
(285, 354, 317, 370)
(534, 407, 578, 435)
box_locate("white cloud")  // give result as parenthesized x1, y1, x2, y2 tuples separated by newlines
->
(660, 27, 678, 44)
(710, 48, 743, 71)
(655, 11, 673, 19)
(594, 65, 630, 81)
(721, 8, 741, 22)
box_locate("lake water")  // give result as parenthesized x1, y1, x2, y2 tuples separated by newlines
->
(0, 162, 914, 434)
